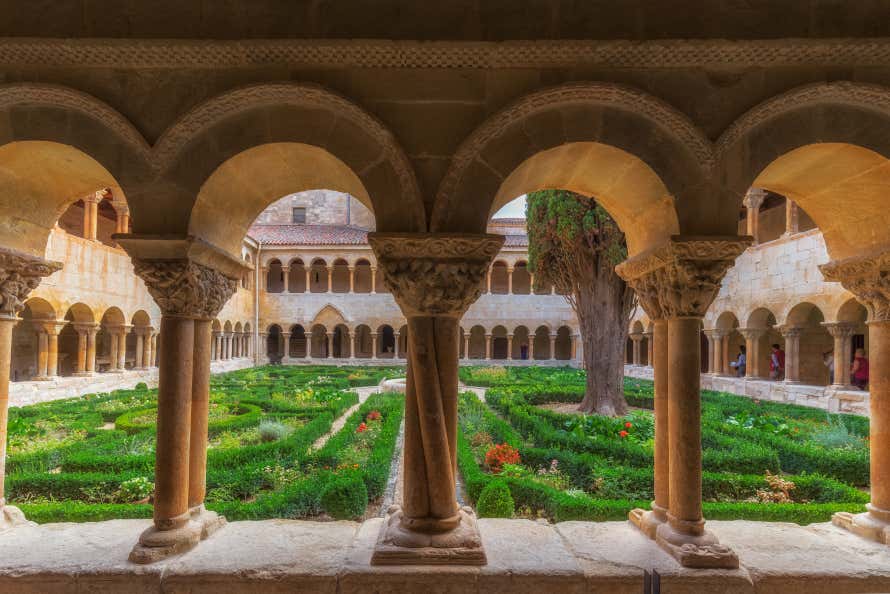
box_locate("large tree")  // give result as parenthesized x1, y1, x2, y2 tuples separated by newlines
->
(526, 190, 635, 416)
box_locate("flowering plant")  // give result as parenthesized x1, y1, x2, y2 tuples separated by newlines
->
(356, 422, 368, 433)
(484, 443, 520, 473)
(366, 410, 382, 422)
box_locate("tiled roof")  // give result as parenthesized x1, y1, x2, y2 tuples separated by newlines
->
(248, 223, 530, 248)
(248, 224, 369, 246)
(489, 217, 526, 225)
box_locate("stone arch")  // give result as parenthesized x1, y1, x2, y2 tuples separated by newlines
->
(310, 323, 329, 358)
(397, 324, 408, 359)
(838, 298, 869, 324)
(533, 325, 551, 360)
(490, 260, 509, 294)
(784, 302, 832, 386)
(377, 324, 396, 358)
(309, 258, 328, 293)
(223, 320, 233, 334)
(555, 326, 573, 360)
(0, 84, 151, 257)
(491, 325, 508, 360)
(468, 325, 486, 359)
(266, 324, 283, 362)
(311, 304, 348, 329)
(512, 325, 531, 360)
(331, 258, 350, 293)
(288, 258, 307, 293)
(354, 324, 373, 358)
(431, 83, 707, 254)
(266, 259, 284, 293)
(512, 260, 531, 295)
(354, 258, 372, 293)
(65, 303, 95, 324)
(152, 83, 424, 260)
(717, 82, 890, 261)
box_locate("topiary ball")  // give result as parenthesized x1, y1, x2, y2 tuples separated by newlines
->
(321, 473, 368, 520)
(134, 382, 148, 391)
(476, 480, 514, 518)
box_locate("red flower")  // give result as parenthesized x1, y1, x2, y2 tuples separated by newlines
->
(367, 410, 382, 422)
(356, 422, 368, 433)
(619, 430, 629, 438)
(625, 422, 632, 429)
(484, 443, 521, 473)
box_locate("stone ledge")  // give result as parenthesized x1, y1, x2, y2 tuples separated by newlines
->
(0, 518, 888, 593)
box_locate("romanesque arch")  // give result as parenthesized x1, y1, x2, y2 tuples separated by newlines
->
(148, 83, 425, 260)
(430, 83, 710, 255)
(717, 82, 890, 261)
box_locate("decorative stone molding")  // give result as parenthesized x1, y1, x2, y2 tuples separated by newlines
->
(820, 250, 890, 322)
(738, 327, 767, 342)
(0, 247, 63, 318)
(616, 237, 751, 319)
(779, 325, 803, 338)
(742, 188, 767, 211)
(823, 322, 856, 339)
(4, 38, 890, 71)
(132, 260, 238, 319)
(368, 233, 504, 317)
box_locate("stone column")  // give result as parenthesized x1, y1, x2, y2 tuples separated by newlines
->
(784, 199, 799, 236)
(703, 330, 720, 375)
(368, 232, 502, 565)
(113, 203, 130, 235)
(42, 322, 62, 378)
(74, 324, 90, 375)
(549, 334, 557, 360)
(370, 332, 378, 359)
(0, 247, 60, 529)
(142, 327, 154, 369)
(618, 236, 748, 568)
(348, 266, 355, 293)
(721, 333, 732, 375)
(743, 188, 766, 245)
(738, 328, 765, 378)
(151, 333, 159, 367)
(463, 334, 470, 360)
(486, 268, 492, 293)
(484, 334, 492, 360)
(83, 191, 101, 241)
(824, 322, 856, 388)
(85, 325, 98, 374)
(282, 266, 290, 293)
(370, 266, 377, 293)
(506, 266, 514, 294)
(780, 325, 803, 383)
(305, 267, 311, 292)
(124, 253, 239, 563)
(630, 332, 643, 366)
(281, 332, 291, 362)
(326, 266, 333, 293)
(395, 332, 401, 359)
(135, 330, 146, 369)
(506, 334, 513, 360)
(352, 333, 358, 359)
(821, 253, 890, 544)
(117, 326, 129, 371)
(33, 326, 49, 380)
(325, 332, 332, 358)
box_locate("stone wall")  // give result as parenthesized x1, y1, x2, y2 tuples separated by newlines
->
(252, 190, 375, 230)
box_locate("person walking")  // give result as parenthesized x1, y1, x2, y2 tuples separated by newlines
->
(730, 345, 747, 378)
(852, 348, 870, 390)
(770, 343, 785, 380)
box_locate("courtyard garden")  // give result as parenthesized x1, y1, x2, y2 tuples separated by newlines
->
(7, 365, 405, 523)
(458, 366, 870, 524)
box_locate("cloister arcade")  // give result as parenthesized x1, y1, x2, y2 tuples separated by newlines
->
(2, 17, 890, 588)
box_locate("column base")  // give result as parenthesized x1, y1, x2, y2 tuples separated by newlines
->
(72, 371, 94, 377)
(0, 502, 35, 532)
(31, 376, 51, 382)
(189, 504, 227, 540)
(833, 505, 890, 544)
(628, 502, 668, 540)
(655, 521, 739, 569)
(371, 505, 486, 566)
(129, 516, 202, 564)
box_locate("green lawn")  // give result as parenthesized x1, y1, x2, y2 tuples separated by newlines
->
(7, 365, 405, 523)
(458, 365, 870, 524)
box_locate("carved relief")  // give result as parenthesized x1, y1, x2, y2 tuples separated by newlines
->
(132, 259, 237, 319)
(0, 247, 62, 317)
(820, 251, 890, 322)
(369, 233, 504, 317)
(617, 238, 751, 319)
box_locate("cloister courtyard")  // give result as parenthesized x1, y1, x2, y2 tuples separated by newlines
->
(4, 2, 890, 592)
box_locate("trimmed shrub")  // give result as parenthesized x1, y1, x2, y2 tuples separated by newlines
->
(258, 420, 292, 442)
(476, 480, 514, 518)
(321, 473, 368, 520)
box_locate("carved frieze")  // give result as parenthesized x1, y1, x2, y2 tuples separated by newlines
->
(132, 259, 237, 319)
(369, 233, 504, 317)
(820, 251, 890, 322)
(0, 247, 62, 318)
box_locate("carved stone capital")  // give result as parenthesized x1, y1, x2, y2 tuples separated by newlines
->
(823, 321, 857, 338)
(616, 237, 751, 319)
(738, 327, 767, 342)
(0, 247, 62, 318)
(368, 233, 504, 317)
(779, 325, 803, 338)
(820, 251, 890, 322)
(132, 259, 238, 319)
(742, 188, 767, 211)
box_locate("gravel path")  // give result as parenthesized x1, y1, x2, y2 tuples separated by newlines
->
(310, 385, 379, 452)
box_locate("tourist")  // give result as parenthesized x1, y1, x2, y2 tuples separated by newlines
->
(770, 343, 785, 380)
(852, 348, 870, 390)
(730, 345, 746, 377)
(823, 350, 834, 384)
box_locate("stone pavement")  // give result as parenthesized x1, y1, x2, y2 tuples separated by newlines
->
(1, 518, 889, 593)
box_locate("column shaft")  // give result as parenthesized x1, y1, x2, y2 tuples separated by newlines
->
(189, 320, 211, 510)
(86, 329, 97, 373)
(648, 320, 669, 531)
(36, 331, 49, 378)
(76, 330, 88, 374)
(869, 321, 890, 513)
(0, 319, 14, 503)
(46, 330, 59, 377)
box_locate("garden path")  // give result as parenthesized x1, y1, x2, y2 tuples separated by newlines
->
(310, 386, 380, 452)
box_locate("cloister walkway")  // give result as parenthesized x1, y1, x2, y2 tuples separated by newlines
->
(1, 517, 887, 593)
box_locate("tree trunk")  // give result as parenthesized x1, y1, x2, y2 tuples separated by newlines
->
(576, 258, 632, 416)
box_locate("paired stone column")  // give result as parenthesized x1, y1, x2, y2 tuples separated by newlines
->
(463, 334, 470, 360)
(34, 321, 62, 379)
(824, 322, 856, 387)
(630, 332, 644, 366)
(743, 188, 766, 245)
(703, 330, 719, 375)
(142, 327, 154, 369)
(784, 199, 799, 236)
(506, 266, 514, 294)
(507, 334, 514, 360)
(326, 266, 333, 293)
(780, 325, 802, 383)
(368, 232, 502, 565)
(738, 327, 766, 378)
(395, 332, 402, 359)
(484, 334, 492, 360)
(281, 332, 291, 362)
(822, 252, 890, 544)
(549, 335, 557, 361)
(113, 203, 131, 236)
(348, 266, 355, 292)
(282, 266, 290, 293)
(370, 266, 377, 293)
(0, 247, 61, 529)
(325, 332, 333, 358)
(82, 192, 102, 241)
(618, 236, 748, 568)
(644, 331, 654, 368)
(121, 240, 240, 563)
(370, 332, 378, 359)
(304, 267, 311, 292)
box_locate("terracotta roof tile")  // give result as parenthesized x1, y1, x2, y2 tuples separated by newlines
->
(248, 224, 369, 246)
